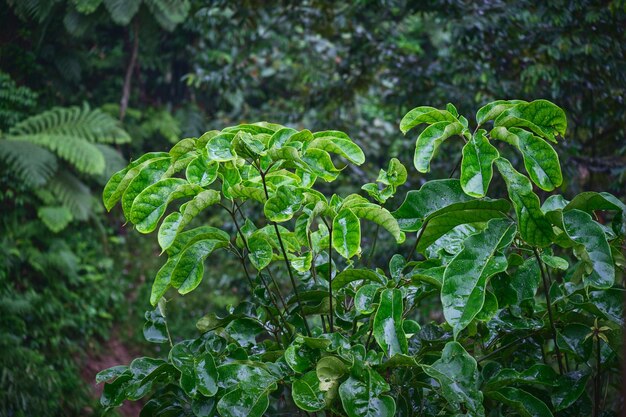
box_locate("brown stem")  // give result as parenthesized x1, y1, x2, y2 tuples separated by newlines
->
(534, 248, 564, 374)
(119, 20, 139, 121)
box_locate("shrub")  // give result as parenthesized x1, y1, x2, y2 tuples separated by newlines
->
(99, 100, 624, 416)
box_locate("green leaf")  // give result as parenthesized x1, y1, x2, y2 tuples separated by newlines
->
(495, 158, 555, 247)
(441, 218, 514, 337)
(400, 106, 456, 134)
(476, 100, 526, 125)
(186, 156, 218, 187)
(130, 179, 200, 233)
(392, 179, 473, 232)
(460, 129, 499, 197)
(268, 127, 298, 148)
(488, 387, 553, 417)
(264, 185, 304, 222)
(415, 199, 511, 253)
(217, 386, 273, 417)
(37, 206, 73, 232)
(195, 352, 219, 397)
(552, 371, 591, 411)
(206, 133, 236, 161)
(158, 212, 182, 252)
(492, 257, 540, 308)
(422, 341, 484, 416)
(143, 307, 169, 344)
(355, 284, 380, 315)
(332, 269, 386, 291)
(308, 137, 365, 165)
(301, 148, 341, 181)
(292, 371, 326, 412)
(232, 131, 266, 159)
(378, 158, 407, 188)
(332, 208, 361, 259)
(495, 99, 567, 143)
(413, 121, 464, 172)
(316, 356, 347, 396)
(343, 196, 405, 243)
(171, 239, 228, 294)
(247, 232, 273, 270)
(562, 209, 615, 288)
(491, 126, 562, 191)
(177, 189, 221, 232)
(338, 369, 395, 417)
(120, 157, 171, 216)
(373, 289, 407, 356)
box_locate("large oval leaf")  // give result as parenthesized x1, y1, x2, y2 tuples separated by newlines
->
(441, 218, 515, 337)
(292, 371, 326, 412)
(494, 99, 567, 143)
(338, 370, 395, 417)
(413, 121, 464, 172)
(460, 129, 499, 197)
(400, 106, 456, 134)
(373, 289, 407, 357)
(171, 239, 228, 294)
(332, 208, 361, 259)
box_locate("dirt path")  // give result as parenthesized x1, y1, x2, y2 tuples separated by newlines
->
(81, 330, 143, 417)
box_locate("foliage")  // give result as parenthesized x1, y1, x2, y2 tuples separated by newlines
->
(100, 100, 624, 416)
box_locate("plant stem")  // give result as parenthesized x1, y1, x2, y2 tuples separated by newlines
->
(120, 20, 139, 121)
(534, 248, 564, 375)
(259, 170, 311, 336)
(365, 224, 380, 267)
(406, 219, 429, 263)
(328, 221, 335, 333)
(477, 330, 540, 363)
(594, 336, 601, 417)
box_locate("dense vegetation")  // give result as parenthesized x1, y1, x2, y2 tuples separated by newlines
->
(0, 1, 624, 416)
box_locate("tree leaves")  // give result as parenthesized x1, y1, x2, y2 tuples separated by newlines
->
(400, 106, 456, 134)
(441, 218, 515, 337)
(423, 342, 484, 416)
(494, 99, 567, 143)
(413, 121, 464, 172)
(460, 129, 499, 197)
(332, 208, 361, 259)
(495, 158, 555, 247)
(373, 289, 407, 356)
(339, 369, 396, 417)
(487, 387, 553, 417)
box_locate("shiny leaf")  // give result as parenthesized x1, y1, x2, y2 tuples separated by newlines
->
(373, 289, 407, 356)
(413, 121, 464, 172)
(332, 208, 361, 259)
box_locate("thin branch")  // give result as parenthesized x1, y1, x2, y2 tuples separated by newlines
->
(406, 219, 429, 263)
(120, 20, 139, 121)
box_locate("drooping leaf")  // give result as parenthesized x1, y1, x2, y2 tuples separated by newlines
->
(476, 100, 526, 125)
(177, 189, 221, 232)
(158, 212, 182, 252)
(494, 99, 567, 143)
(338, 369, 395, 417)
(170, 239, 228, 294)
(488, 387, 553, 417)
(292, 371, 326, 412)
(413, 121, 464, 172)
(332, 208, 361, 259)
(441, 218, 515, 337)
(392, 179, 473, 232)
(423, 341, 484, 416)
(495, 158, 554, 247)
(460, 129, 499, 197)
(308, 137, 365, 165)
(561, 209, 615, 288)
(491, 126, 562, 191)
(400, 106, 456, 134)
(373, 289, 407, 356)
(332, 269, 386, 291)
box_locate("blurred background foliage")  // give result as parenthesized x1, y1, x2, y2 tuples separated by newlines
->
(0, 0, 624, 415)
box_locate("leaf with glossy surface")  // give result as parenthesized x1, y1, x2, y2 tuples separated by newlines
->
(495, 158, 554, 247)
(338, 369, 395, 417)
(562, 209, 614, 288)
(332, 269, 385, 291)
(400, 106, 456, 134)
(158, 212, 182, 252)
(171, 239, 228, 294)
(292, 371, 326, 412)
(373, 289, 407, 356)
(413, 121, 464, 172)
(392, 179, 472, 232)
(247, 232, 273, 270)
(488, 387, 553, 417)
(332, 208, 361, 259)
(441, 218, 514, 337)
(186, 156, 218, 187)
(491, 126, 562, 191)
(476, 100, 526, 125)
(121, 157, 171, 216)
(423, 341, 484, 416)
(206, 133, 236, 161)
(460, 129, 499, 197)
(495, 99, 567, 143)
(308, 137, 365, 165)
(177, 189, 221, 232)
(264, 185, 304, 222)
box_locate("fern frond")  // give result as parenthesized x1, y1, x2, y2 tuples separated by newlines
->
(37, 206, 73, 233)
(6, 0, 59, 23)
(103, 0, 141, 25)
(8, 104, 130, 144)
(44, 171, 93, 221)
(0, 140, 58, 188)
(8, 134, 106, 175)
(94, 144, 127, 185)
(144, 0, 190, 31)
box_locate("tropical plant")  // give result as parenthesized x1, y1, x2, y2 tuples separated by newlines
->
(99, 99, 623, 416)
(0, 103, 130, 232)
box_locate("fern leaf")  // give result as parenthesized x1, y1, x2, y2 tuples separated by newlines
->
(9, 134, 106, 175)
(0, 140, 58, 188)
(103, 0, 141, 25)
(45, 171, 93, 221)
(37, 206, 74, 233)
(8, 104, 130, 144)
(144, 0, 190, 31)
